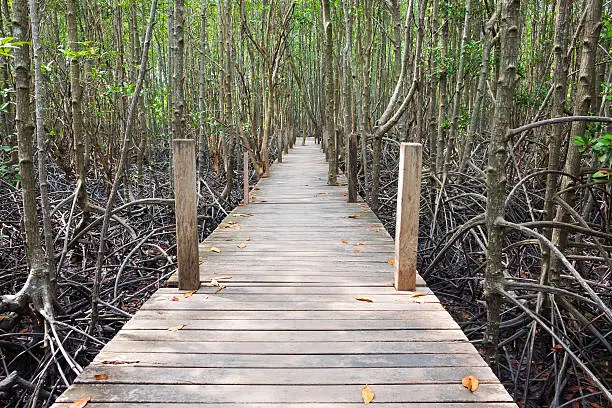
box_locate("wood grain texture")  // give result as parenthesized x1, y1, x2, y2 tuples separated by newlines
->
(394, 143, 422, 291)
(52, 140, 515, 407)
(172, 139, 200, 290)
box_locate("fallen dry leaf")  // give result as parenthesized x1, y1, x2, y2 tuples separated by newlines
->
(93, 372, 108, 381)
(245, 237, 251, 241)
(387, 258, 395, 265)
(462, 375, 479, 392)
(362, 384, 375, 404)
(69, 397, 91, 408)
(410, 292, 428, 297)
(100, 360, 139, 365)
(341, 239, 349, 244)
(348, 213, 362, 219)
(210, 246, 221, 253)
(0, 315, 6, 321)
(168, 324, 185, 332)
(210, 279, 220, 287)
(353, 249, 362, 253)
(215, 276, 233, 280)
(199, 259, 205, 265)
(552, 344, 563, 351)
(170, 296, 179, 302)
(355, 242, 365, 246)
(215, 285, 226, 294)
(237, 243, 246, 248)
(232, 213, 253, 218)
(355, 297, 373, 303)
(183, 290, 197, 298)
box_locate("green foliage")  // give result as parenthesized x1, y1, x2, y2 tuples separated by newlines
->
(105, 82, 135, 97)
(59, 41, 101, 60)
(0, 143, 18, 186)
(601, 82, 612, 102)
(602, 11, 612, 43)
(574, 126, 612, 183)
(0, 37, 30, 58)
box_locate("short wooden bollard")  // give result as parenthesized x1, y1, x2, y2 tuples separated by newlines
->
(394, 143, 422, 291)
(347, 133, 358, 203)
(243, 151, 249, 205)
(173, 139, 200, 290)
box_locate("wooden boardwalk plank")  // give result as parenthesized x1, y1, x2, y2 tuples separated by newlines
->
(52, 141, 515, 407)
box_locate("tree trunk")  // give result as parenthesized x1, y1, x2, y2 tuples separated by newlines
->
(67, 0, 90, 219)
(540, 0, 571, 280)
(483, 0, 522, 369)
(550, 0, 603, 282)
(322, 0, 337, 185)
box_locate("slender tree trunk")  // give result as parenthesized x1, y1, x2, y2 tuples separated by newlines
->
(220, 0, 235, 199)
(0, 0, 54, 319)
(540, 0, 571, 280)
(459, 10, 497, 174)
(447, 0, 471, 168)
(435, 9, 448, 176)
(172, 0, 185, 141)
(483, 0, 522, 369)
(67, 0, 90, 219)
(197, 0, 209, 179)
(341, 0, 357, 202)
(29, 0, 56, 289)
(550, 0, 603, 282)
(91, 0, 157, 332)
(322, 0, 337, 185)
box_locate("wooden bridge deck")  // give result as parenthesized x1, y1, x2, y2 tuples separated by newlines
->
(53, 141, 516, 407)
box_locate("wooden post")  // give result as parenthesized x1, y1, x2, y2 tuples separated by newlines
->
(243, 151, 249, 205)
(394, 143, 422, 291)
(347, 133, 358, 203)
(173, 139, 200, 290)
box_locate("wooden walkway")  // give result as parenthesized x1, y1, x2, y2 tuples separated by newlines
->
(53, 141, 516, 407)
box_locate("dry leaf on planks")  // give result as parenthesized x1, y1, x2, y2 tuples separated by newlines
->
(93, 372, 108, 381)
(361, 384, 375, 404)
(462, 375, 479, 392)
(68, 397, 91, 408)
(183, 290, 197, 298)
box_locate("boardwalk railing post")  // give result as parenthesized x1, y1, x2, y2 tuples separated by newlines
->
(243, 151, 249, 205)
(173, 139, 200, 290)
(347, 133, 358, 203)
(394, 143, 422, 291)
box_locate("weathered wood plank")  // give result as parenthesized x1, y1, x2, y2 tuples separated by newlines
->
(132, 309, 449, 321)
(147, 293, 440, 303)
(75, 366, 498, 385)
(55, 384, 514, 403)
(53, 403, 519, 408)
(156, 286, 433, 295)
(124, 318, 459, 331)
(91, 352, 490, 368)
(141, 300, 444, 311)
(102, 340, 477, 354)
